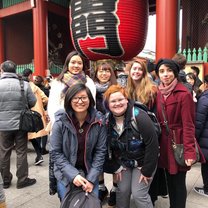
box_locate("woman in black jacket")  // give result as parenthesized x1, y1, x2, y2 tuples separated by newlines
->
(194, 75, 208, 197)
(103, 84, 159, 208)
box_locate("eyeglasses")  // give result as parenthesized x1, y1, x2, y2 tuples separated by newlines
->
(109, 98, 126, 105)
(71, 96, 89, 103)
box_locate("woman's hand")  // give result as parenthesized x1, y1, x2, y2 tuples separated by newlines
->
(139, 174, 152, 185)
(82, 181, 94, 193)
(73, 174, 88, 187)
(115, 167, 127, 181)
(73, 175, 94, 193)
(185, 159, 195, 166)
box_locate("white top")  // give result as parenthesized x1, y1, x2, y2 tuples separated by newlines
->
(47, 75, 96, 125)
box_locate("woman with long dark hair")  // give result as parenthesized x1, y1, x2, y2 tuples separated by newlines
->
(48, 50, 96, 126)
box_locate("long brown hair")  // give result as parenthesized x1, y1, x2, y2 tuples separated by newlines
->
(57, 50, 87, 82)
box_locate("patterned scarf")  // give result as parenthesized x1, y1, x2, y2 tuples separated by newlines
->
(62, 71, 87, 94)
(159, 78, 178, 100)
(95, 81, 110, 93)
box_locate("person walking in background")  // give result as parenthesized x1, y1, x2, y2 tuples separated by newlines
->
(93, 62, 117, 206)
(50, 83, 107, 200)
(194, 74, 208, 197)
(0, 60, 37, 189)
(22, 69, 49, 165)
(34, 75, 50, 97)
(185, 72, 201, 102)
(115, 61, 129, 87)
(47, 50, 96, 126)
(103, 85, 159, 208)
(34, 75, 50, 155)
(172, 53, 192, 93)
(155, 59, 202, 208)
(0, 175, 6, 207)
(190, 66, 203, 89)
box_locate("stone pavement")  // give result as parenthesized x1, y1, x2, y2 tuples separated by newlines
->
(4, 143, 208, 208)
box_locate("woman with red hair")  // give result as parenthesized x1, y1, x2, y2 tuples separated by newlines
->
(103, 84, 159, 208)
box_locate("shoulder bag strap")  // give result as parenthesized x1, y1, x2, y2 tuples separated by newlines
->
(19, 79, 29, 109)
(160, 94, 178, 145)
(160, 94, 170, 136)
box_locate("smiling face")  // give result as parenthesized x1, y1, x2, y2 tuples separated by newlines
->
(68, 55, 83, 75)
(71, 90, 89, 114)
(158, 64, 175, 86)
(130, 62, 144, 83)
(108, 92, 128, 116)
(96, 68, 111, 84)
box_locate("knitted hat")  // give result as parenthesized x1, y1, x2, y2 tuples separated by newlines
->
(155, 59, 180, 77)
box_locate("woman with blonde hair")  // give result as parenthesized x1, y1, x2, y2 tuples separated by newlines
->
(127, 59, 157, 110)
(127, 59, 168, 204)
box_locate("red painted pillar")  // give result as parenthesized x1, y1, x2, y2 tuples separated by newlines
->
(0, 19, 5, 63)
(156, 0, 178, 61)
(203, 63, 208, 77)
(33, 0, 48, 76)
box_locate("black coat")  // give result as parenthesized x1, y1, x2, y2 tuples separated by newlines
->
(195, 90, 208, 160)
(104, 101, 159, 177)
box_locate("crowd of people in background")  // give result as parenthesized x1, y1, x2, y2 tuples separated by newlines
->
(0, 51, 207, 208)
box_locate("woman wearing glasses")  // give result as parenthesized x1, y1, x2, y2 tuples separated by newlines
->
(93, 62, 117, 206)
(50, 83, 107, 200)
(47, 50, 96, 126)
(94, 62, 117, 114)
(103, 84, 159, 208)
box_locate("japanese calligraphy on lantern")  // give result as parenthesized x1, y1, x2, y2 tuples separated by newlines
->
(70, 0, 148, 61)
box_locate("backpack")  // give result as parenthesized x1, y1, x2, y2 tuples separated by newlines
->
(131, 101, 161, 138)
(60, 187, 101, 208)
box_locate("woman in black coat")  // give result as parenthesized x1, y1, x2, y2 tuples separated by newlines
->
(194, 75, 208, 197)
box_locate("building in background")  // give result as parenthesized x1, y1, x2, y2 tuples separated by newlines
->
(0, 0, 207, 77)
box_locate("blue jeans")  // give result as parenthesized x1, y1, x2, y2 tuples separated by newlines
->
(57, 179, 99, 201)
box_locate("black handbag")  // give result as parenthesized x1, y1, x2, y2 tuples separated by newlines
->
(19, 79, 44, 133)
(171, 131, 200, 166)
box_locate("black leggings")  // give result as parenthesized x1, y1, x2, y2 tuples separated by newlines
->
(30, 138, 41, 157)
(201, 161, 208, 191)
(165, 170, 187, 208)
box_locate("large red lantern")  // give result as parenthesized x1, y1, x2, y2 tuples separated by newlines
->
(70, 0, 149, 61)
